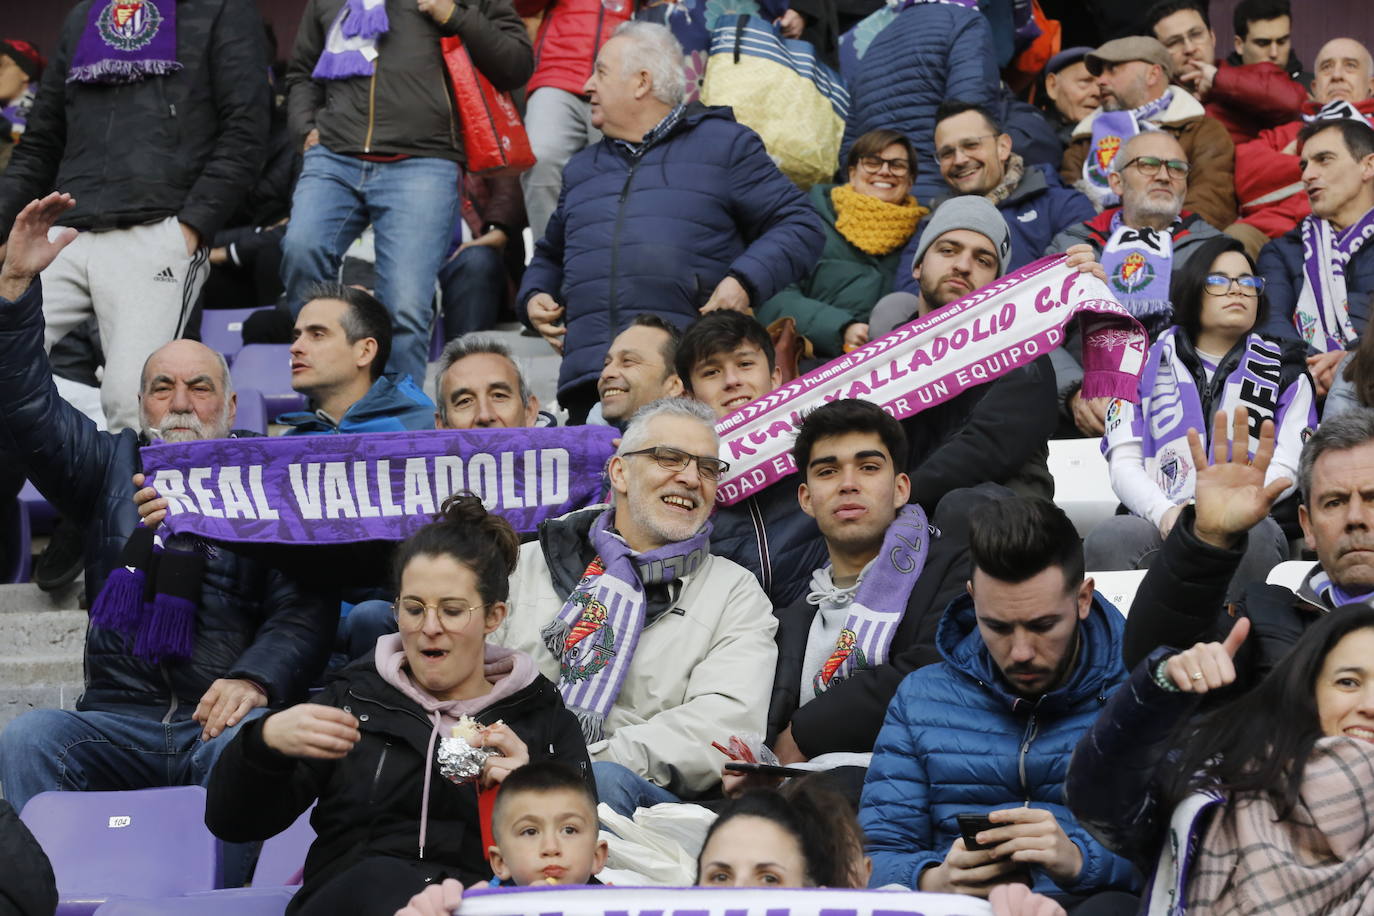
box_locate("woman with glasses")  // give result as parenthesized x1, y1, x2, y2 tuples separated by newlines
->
(205, 493, 590, 916)
(1085, 237, 1315, 598)
(755, 128, 927, 358)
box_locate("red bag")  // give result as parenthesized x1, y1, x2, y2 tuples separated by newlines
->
(441, 37, 537, 176)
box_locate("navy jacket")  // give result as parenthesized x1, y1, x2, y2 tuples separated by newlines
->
(0, 280, 335, 717)
(894, 164, 1096, 294)
(859, 591, 1138, 895)
(839, 2, 998, 203)
(711, 483, 828, 609)
(517, 104, 825, 396)
(277, 374, 435, 434)
(1257, 221, 1374, 349)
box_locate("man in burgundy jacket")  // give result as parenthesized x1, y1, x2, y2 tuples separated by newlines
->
(1146, 0, 1305, 146)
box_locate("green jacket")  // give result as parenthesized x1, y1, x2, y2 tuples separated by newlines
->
(756, 183, 908, 357)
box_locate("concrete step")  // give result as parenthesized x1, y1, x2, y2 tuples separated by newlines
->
(0, 609, 87, 656)
(0, 654, 85, 683)
(0, 582, 89, 731)
(0, 579, 84, 614)
(0, 683, 84, 731)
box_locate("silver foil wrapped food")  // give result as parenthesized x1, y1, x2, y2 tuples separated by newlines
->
(436, 735, 499, 784)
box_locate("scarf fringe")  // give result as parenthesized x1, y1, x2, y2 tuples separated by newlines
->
(89, 567, 147, 636)
(134, 592, 197, 662)
(540, 617, 570, 659)
(1080, 370, 1139, 402)
(571, 706, 605, 745)
(68, 59, 182, 85)
(311, 49, 375, 81)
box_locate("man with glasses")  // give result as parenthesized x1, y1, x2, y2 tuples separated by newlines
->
(1060, 35, 1236, 231)
(1256, 117, 1374, 397)
(495, 397, 777, 815)
(1048, 131, 1223, 436)
(893, 100, 1093, 297)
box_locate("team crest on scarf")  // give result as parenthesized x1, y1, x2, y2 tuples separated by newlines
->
(813, 628, 868, 695)
(99, 0, 162, 52)
(1156, 445, 1192, 500)
(1111, 251, 1154, 295)
(560, 592, 617, 683)
(1093, 135, 1122, 177)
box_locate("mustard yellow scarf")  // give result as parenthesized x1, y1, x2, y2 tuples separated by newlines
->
(831, 184, 927, 256)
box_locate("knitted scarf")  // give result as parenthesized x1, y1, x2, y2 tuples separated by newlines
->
(1293, 205, 1374, 353)
(1187, 737, 1374, 915)
(313, 0, 391, 81)
(806, 503, 929, 695)
(1300, 567, 1374, 610)
(69, 0, 180, 85)
(831, 184, 926, 256)
(540, 510, 712, 743)
(1082, 91, 1175, 209)
(87, 526, 205, 663)
(984, 152, 1026, 207)
(1101, 210, 1175, 327)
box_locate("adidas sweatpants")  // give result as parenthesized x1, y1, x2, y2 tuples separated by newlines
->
(38, 216, 210, 433)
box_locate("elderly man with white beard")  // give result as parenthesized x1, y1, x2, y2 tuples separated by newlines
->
(0, 193, 335, 814)
(494, 397, 777, 815)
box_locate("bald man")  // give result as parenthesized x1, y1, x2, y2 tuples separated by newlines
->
(0, 193, 334, 813)
(1233, 38, 1374, 247)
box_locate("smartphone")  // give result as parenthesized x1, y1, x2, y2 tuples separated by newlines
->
(723, 761, 814, 778)
(956, 812, 996, 851)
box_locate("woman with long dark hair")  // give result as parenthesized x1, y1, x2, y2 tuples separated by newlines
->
(1085, 236, 1315, 598)
(1068, 607, 1374, 913)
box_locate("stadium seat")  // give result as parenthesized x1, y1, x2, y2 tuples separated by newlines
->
(93, 887, 297, 916)
(1266, 559, 1317, 593)
(251, 803, 316, 887)
(200, 307, 269, 364)
(229, 345, 305, 419)
(1089, 569, 1147, 618)
(233, 388, 268, 437)
(1048, 438, 1117, 539)
(20, 786, 221, 916)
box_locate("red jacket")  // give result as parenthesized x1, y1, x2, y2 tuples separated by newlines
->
(1202, 59, 1307, 144)
(516, 0, 630, 96)
(1235, 97, 1374, 239)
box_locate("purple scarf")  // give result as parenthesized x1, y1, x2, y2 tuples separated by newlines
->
(313, 0, 391, 81)
(1102, 212, 1175, 326)
(69, 0, 180, 85)
(540, 510, 712, 743)
(808, 504, 929, 695)
(1082, 91, 1174, 208)
(1293, 206, 1374, 352)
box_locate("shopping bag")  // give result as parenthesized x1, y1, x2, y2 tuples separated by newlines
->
(441, 36, 537, 176)
(700, 15, 849, 188)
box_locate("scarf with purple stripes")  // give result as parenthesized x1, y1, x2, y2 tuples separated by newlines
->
(541, 510, 711, 743)
(1082, 91, 1174, 209)
(1293, 205, 1374, 352)
(807, 503, 929, 695)
(312, 0, 391, 81)
(69, 0, 180, 85)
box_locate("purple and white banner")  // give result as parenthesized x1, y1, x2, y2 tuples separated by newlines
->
(460, 885, 992, 916)
(140, 426, 617, 542)
(713, 256, 1147, 506)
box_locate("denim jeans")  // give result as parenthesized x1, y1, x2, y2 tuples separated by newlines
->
(281, 145, 461, 384)
(439, 244, 505, 340)
(0, 706, 266, 814)
(593, 761, 681, 818)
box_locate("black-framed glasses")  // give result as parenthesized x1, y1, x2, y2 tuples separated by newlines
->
(936, 135, 997, 163)
(1120, 155, 1190, 179)
(1204, 273, 1265, 296)
(394, 599, 489, 629)
(857, 155, 911, 177)
(622, 446, 730, 481)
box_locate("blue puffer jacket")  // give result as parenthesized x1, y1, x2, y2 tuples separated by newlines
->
(894, 164, 1096, 294)
(859, 590, 1139, 896)
(276, 374, 435, 434)
(839, 2, 999, 204)
(1256, 221, 1374, 349)
(517, 103, 825, 396)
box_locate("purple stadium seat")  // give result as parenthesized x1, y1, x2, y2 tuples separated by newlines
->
(233, 388, 268, 437)
(228, 345, 305, 419)
(21, 479, 57, 536)
(200, 307, 269, 364)
(2, 492, 32, 584)
(251, 803, 316, 887)
(20, 787, 222, 916)
(92, 887, 297, 916)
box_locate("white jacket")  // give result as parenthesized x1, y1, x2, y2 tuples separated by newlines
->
(499, 537, 778, 797)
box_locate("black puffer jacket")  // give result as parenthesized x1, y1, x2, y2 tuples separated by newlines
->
(205, 655, 591, 911)
(0, 280, 335, 715)
(0, 0, 270, 242)
(0, 800, 57, 916)
(288, 0, 532, 162)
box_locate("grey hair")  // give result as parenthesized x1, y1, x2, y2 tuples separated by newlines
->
(1298, 409, 1374, 504)
(617, 397, 718, 456)
(434, 334, 532, 406)
(610, 21, 686, 108)
(139, 346, 235, 398)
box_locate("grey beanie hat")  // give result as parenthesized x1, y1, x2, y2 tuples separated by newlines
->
(912, 196, 1013, 277)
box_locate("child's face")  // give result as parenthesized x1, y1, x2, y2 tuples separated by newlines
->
(489, 788, 608, 886)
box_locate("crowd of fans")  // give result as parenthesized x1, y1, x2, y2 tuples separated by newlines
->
(1, 0, 1373, 914)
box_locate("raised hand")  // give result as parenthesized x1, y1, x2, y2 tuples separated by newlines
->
(1164, 616, 1249, 694)
(0, 193, 78, 299)
(1189, 407, 1292, 549)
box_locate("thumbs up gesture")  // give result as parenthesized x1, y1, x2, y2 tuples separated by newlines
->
(1164, 616, 1250, 693)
